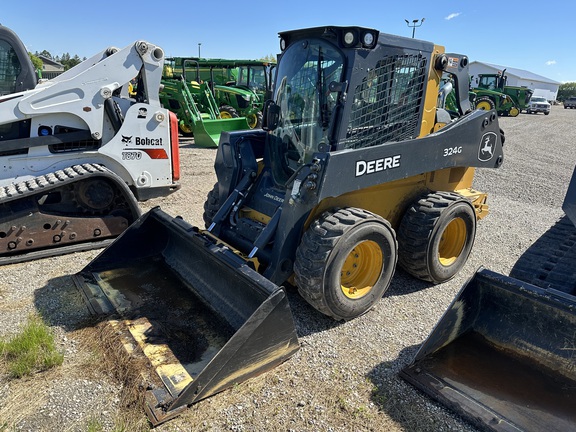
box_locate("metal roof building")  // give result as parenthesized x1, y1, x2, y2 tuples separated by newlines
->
(469, 61, 561, 102)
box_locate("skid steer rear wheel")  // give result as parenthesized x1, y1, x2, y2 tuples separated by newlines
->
(294, 207, 397, 321)
(397, 191, 476, 284)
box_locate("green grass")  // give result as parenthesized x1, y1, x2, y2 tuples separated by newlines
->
(0, 315, 64, 378)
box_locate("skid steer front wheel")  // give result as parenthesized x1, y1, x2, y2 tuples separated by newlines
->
(398, 191, 476, 284)
(294, 208, 397, 321)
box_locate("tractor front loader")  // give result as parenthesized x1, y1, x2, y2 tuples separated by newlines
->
(74, 26, 504, 423)
(0, 25, 180, 265)
(159, 74, 249, 147)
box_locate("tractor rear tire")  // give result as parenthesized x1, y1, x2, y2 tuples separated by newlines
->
(294, 207, 397, 321)
(203, 183, 220, 227)
(475, 97, 495, 111)
(219, 105, 239, 119)
(398, 192, 476, 284)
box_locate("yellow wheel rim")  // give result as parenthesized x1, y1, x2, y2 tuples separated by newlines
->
(476, 100, 493, 111)
(180, 122, 192, 134)
(438, 218, 467, 266)
(340, 240, 383, 299)
(247, 114, 257, 128)
(509, 107, 520, 117)
(220, 111, 233, 119)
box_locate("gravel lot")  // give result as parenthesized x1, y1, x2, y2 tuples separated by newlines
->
(0, 105, 574, 431)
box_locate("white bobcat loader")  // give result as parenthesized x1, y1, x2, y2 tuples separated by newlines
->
(0, 25, 180, 264)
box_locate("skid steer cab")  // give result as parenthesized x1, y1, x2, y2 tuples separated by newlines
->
(75, 26, 503, 423)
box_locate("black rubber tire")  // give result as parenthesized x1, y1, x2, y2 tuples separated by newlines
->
(203, 183, 221, 228)
(178, 124, 194, 137)
(219, 105, 239, 118)
(246, 111, 263, 129)
(397, 191, 476, 284)
(474, 96, 495, 111)
(294, 207, 398, 321)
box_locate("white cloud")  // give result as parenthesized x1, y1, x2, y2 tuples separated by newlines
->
(445, 13, 461, 20)
(546, 60, 557, 66)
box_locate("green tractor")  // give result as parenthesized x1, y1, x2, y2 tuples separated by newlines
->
(471, 69, 533, 116)
(159, 72, 249, 147)
(168, 57, 275, 129)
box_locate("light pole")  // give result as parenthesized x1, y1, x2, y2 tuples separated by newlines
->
(405, 18, 425, 38)
(198, 43, 202, 58)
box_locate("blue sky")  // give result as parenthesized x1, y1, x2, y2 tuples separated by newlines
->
(3, 1, 573, 82)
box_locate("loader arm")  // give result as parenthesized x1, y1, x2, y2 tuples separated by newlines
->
(0, 41, 165, 139)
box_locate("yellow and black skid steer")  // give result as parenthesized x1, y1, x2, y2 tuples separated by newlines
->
(400, 167, 576, 431)
(74, 26, 505, 423)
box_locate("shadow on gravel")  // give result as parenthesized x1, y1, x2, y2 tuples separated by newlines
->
(178, 138, 218, 150)
(33, 274, 97, 331)
(282, 271, 434, 338)
(367, 344, 470, 432)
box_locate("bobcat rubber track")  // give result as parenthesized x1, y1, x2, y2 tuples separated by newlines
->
(0, 163, 140, 265)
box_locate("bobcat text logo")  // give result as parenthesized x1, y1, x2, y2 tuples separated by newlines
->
(121, 135, 132, 144)
(355, 155, 401, 177)
(135, 137, 163, 146)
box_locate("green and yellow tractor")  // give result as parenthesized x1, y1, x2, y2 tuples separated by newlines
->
(471, 69, 533, 116)
(167, 57, 275, 129)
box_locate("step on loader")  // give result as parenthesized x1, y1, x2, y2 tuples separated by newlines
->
(400, 167, 576, 432)
(74, 26, 504, 423)
(0, 25, 180, 265)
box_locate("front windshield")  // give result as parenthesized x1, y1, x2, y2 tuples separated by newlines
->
(271, 39, 344, 178)
(238, 66, 267, 93)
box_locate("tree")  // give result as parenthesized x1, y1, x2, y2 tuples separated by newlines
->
(28, 52, 43, 71)
(557, 82, 576, 101)
(54, 53, 83, 71)
(260, 54, 276, 63)
(36, 49, 52, 59)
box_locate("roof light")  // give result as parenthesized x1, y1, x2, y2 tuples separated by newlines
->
(362, 32, 375, 47)
(343, 31, 356, 47)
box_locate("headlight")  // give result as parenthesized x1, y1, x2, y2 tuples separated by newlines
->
(343, 31, 357, 47)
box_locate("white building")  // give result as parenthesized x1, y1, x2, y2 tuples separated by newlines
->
(469, 61, 560, 102)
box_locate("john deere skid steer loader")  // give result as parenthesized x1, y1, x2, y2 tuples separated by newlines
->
(73, 26, 504, 423)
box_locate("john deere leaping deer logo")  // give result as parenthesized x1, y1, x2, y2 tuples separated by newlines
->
(478, 132, 497, 162)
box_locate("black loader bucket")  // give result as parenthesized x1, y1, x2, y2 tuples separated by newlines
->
(562, 165, 576, 226)
(72, 207, 299, 425)
(400, 268, 576, 432)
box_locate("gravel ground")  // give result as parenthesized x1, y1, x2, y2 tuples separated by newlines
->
(0, 105, 574, 431)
